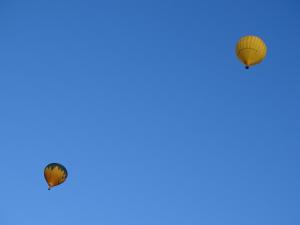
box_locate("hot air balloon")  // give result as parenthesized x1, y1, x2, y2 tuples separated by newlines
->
(44, 163, 68, 190)
(236, 35, 267, 69)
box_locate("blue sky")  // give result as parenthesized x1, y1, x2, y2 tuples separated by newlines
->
(0, 0, 299, 224)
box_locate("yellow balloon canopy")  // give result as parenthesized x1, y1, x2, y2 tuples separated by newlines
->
(44, 163, 68, 190)
(236, 35, 267, 69)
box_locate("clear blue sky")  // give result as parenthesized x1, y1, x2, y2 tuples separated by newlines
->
(0, 0, 299, 224)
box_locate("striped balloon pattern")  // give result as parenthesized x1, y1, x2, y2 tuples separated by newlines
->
(236, 35, 267, 69)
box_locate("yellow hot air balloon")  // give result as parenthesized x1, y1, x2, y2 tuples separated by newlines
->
(44, 163, 68, 190)
(236, 35, 267, 69)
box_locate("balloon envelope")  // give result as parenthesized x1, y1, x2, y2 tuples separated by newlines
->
(44, 163, 68, 190)
(236, 35, 267, 69)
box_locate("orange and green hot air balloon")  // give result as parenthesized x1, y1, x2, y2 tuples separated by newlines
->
(236, 35, 267, 69)
(44, 163, 68, 190)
